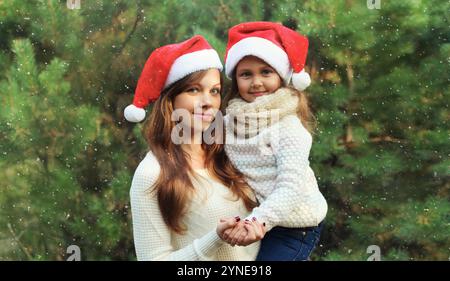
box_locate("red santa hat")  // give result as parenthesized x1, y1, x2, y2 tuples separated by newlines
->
(124, 35, 223, 122)
(224, 21, 311, 91)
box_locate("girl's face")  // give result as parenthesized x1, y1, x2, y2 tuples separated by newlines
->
(235, 56, 282, 102)
(173, 69, 221, 132)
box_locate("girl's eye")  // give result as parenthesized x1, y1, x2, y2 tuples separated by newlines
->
(262, 69, 274, 75)
(239, 71, 251, 78)
(211, 88, 221, 95)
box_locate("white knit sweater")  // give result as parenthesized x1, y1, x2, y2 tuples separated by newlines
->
(129, 151, 260, 261)
(225, 88, 328, 231)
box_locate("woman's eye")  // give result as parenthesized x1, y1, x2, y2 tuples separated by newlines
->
(211, 88, 221, 95)
(186, 87, 199, 93)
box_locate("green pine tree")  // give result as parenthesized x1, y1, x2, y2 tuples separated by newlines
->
(0, 0, 448, 260)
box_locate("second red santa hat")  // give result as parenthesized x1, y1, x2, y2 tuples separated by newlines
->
(124, 35, 223, 122)
(224, 21, 311, 91)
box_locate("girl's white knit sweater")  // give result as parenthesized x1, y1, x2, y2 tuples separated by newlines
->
(224, 88, 328, 231)
(130, 151, 260, 261)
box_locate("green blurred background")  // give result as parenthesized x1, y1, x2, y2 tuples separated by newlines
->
(0, 0, 448, 260)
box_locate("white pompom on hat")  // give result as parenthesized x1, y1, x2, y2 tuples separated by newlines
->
(224, 21, 311, 91)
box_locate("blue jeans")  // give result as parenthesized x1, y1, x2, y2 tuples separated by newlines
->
(256, 222, 324, 261)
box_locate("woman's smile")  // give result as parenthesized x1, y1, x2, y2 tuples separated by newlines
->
(193, 112, 214, 121)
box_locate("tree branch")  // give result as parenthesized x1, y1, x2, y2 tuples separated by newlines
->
(7, 223, 33, 260)
(116, 2, 143, 55)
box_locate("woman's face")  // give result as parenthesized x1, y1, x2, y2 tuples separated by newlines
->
(173, 69, 222, 133)
(235, 56, 282, 102)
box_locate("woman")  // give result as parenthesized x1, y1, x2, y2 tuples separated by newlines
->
(125, 35, 265, 261)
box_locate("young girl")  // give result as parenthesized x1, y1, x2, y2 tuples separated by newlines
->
(125, 35, 261, 260)
(222, 22, 328, 261)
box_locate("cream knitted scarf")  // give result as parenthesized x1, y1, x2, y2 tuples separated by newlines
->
(226, 87, 299, 139)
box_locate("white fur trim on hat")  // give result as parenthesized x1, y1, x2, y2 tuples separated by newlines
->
(124, 104, 146, 123)
(225, 37, 291, 82)
(292, 69, 311, 91)
(164, 49, 223, 88)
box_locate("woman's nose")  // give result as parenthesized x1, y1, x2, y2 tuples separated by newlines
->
(200, 91, 212, 107)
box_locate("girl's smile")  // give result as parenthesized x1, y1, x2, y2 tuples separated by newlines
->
(248, 91, 268, 97)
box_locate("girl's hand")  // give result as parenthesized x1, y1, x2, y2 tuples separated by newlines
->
(216, 217, 240, 241)
(237, 217, 266, 246)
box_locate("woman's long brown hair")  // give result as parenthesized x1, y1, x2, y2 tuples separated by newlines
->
(144, 70, 258, 234)
(223, 68, 316, 134)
